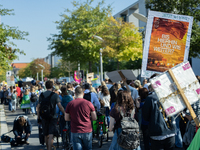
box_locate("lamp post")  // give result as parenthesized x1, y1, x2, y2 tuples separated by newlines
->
(35, 66, 39, 81)
(93, 35, 104, 82)
(38, 64, 45, 82)
(132, 12, 147, 23)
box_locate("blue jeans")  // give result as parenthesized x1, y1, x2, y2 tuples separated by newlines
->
(105, 107, 110, 127)
(175, 116, 183, 148)
(109, 128, 141, 150)
(71, 132, 92, 150)
(30, 101, 36, 114)
(8, 99, 12, 111)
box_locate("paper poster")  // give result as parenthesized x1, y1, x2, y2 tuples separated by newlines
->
(86, 73, 94, 84)
(150, 61, 200, 117)
(141, 10, 193, 78)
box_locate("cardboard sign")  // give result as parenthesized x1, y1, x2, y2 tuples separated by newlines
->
(106, 70, 136, 83)
(150, 61, 200, 117)
(86, 73, 94, 84)
(142, 10, 193, 78)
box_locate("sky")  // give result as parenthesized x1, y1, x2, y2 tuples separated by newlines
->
(0, 0, 137, 63)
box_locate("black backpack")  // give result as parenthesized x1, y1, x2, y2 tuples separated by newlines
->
(117, 108, 140, 149)
(39, 92, 55, 120)
(30, 93, 37, 102)
(83, 92, 91, 102)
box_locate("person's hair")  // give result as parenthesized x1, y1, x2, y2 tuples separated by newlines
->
(75, 87, 83, 97)
(102, 85, 109, 96)
(134, 80, 141, 88)
(115, 90, 134, 111)
(45, 80, 53, 89)
(84, 83, 90, 90)
(18, 116, 26, 126)
(90, 87, 97, 94)
(98, 85, 102, 91)
(24, 89, 29, 95)
(113, 83, 121, 95)
(126, 80, 132, 85)
(101, 81, 106, 86)
(139, 88, 149, 100)
(67, 83, 73, 89)
(10, 86, 13, 93)
(108, 79, 112, 83)
(61, 85, 68, 96)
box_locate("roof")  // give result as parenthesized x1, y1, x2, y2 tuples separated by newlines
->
(11, 63, 29, 69)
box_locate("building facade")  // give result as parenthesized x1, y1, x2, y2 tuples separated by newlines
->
(44, 54, 61, 68)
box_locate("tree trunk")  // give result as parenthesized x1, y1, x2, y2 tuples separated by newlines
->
(89, 61, 92, 73)
(68, 71, 70, 82)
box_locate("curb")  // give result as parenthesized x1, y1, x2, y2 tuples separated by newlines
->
(0, 105, 12, 150)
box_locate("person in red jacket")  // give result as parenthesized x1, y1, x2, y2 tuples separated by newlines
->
(16, 86, 22, 108)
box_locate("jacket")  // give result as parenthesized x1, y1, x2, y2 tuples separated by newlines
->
(142, 92, 175, 137)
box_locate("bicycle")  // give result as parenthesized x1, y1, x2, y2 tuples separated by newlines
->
(93, 110, 109, 148)
(62, 121, 73, 150)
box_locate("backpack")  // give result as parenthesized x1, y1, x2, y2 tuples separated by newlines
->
(30, 93, 37, 102)
(39, 92, 55, 120)
(83, 92, 91, 102)
(117, 108, 140, 149)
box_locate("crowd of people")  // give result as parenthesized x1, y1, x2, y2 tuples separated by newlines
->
(1, 75, 200, 150)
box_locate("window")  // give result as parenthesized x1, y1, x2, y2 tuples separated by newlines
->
(121, 14, 126, 22)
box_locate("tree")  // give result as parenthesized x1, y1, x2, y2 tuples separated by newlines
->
(48, 0, 111, 72)
(0, 6, 28, 70)
(145, 0, 200, 58)
(18, 58, 50, 79)
(29, 58, 51, 78)
(98, 16, 143, 69)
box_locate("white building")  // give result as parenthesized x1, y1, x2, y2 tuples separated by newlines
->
(114, 0, 200, 76)
(44, 54, 61, 68)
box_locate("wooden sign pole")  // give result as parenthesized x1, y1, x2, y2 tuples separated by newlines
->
(168, 69, 200, 127)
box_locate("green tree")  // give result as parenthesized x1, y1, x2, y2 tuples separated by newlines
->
(48, 0, 111, 72)
(0, 6, 28, 70)
(99, 16, 143, 69)
(145, 0, 200, 58)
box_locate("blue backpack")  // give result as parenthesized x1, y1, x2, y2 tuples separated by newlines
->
(61, 95, 73, 110)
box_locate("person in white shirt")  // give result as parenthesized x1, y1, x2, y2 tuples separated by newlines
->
(83, 83, 100, 112)
(99, 85, 111, 126)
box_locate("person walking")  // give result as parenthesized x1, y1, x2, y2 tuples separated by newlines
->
(65, 87, 97, 150)
(37, 80, 65, 150)
(142, 74, 176, 150)
(20, 89, 31, 114)
(29, 86, 37, 116)
(99, 85, 111, 126)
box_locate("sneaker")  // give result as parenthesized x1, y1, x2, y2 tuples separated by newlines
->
(25, 141, 29, 145)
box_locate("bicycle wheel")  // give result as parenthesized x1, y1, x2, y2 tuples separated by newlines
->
(98, 136, 103, 148)
(62, 131, 67, 149)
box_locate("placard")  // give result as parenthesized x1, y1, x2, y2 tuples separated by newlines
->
(141, 10, 193, 78)
(150, 61, 200, 116)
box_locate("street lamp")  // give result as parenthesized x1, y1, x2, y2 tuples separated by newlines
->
(38, 64, 45, 82)
(93, 35, 104, 82)
(132, 12, 147, 23)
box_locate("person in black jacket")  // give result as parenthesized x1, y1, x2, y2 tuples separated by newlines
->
(142, 74, 176, 150)
(13, 115, 32, 145)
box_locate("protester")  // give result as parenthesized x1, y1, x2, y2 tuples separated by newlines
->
(29, 86, 37, 116)
(0, 86, 3, 104)
(37, 80, 65, 150)
(139, 88, 150, 150)
(110, 83, 121, 110)
(83, 83, 100, 112)
(99, 85, 111, 126)
(106, 79, 113, 90)
(13, 115, 32, 145)
(3, 86, 8, 104)
(67, 83, 75, 98)
(65, 87, 97, 150)
(142, 74, 176, 150)
(16, 85, 22, 107)
(11, 89, 17, 112)
(109, 90, 140, 150)
(59, 85, 73, 140)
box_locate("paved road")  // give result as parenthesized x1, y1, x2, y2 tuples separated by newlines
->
(2, 104, 113, 150)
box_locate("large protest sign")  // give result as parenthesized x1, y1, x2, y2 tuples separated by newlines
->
(6, 71, 15, 87)
(141, 10, 193, 78)
(150, 61, 200, 117)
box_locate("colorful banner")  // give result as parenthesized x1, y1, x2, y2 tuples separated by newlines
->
(74, 71, 82, 84)
(141, 10, 193, 78)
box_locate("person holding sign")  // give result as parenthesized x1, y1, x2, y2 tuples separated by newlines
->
(142, 74, 176, 150)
